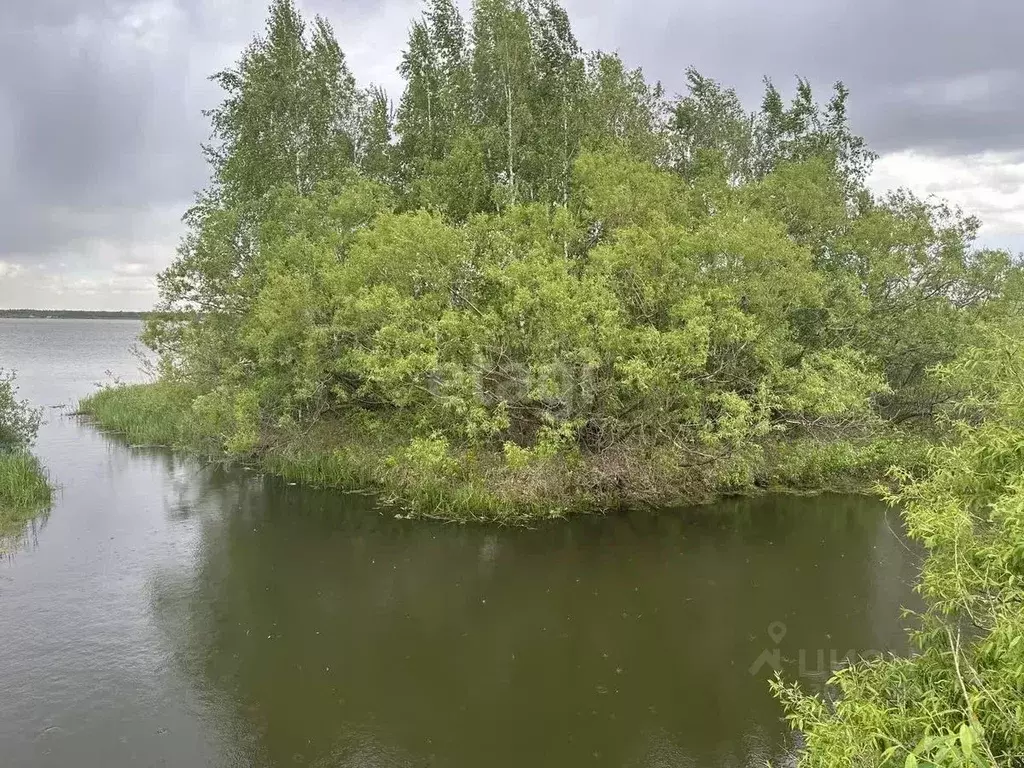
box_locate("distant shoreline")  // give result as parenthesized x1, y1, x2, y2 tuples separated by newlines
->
(0, 310, 148, 320)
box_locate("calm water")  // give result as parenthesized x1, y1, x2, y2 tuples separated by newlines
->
(0, 318, 920, 767)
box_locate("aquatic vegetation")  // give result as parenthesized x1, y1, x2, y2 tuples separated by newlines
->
(0, 452, 51, 532)
(79, 381, 204, 450)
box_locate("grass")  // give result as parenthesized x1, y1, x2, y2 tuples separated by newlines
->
(0, 451, 53, 535)
(79, 382, 927, 524)
(80, 383, 550, 523)
(754, 431, 932, 494)
(77, 381, 202, 448)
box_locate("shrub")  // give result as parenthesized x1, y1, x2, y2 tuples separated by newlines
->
(0, 369, 41, 452)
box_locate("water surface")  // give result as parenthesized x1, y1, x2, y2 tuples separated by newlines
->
(0, 318, 920, 767)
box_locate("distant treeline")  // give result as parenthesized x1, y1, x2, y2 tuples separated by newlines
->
(0, 309, 149, 320)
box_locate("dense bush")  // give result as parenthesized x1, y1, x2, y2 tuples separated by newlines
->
(0, 369, 41, 452)
(140, 1, 1020, 496)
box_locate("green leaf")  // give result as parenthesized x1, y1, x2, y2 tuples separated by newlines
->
(959, 723, 974, 757)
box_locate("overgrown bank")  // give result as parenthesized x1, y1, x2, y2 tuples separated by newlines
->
(80, 381, 926, 521)
(0, 370, 51, 537)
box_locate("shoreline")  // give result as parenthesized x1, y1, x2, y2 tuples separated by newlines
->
(79, 382, 924, 523)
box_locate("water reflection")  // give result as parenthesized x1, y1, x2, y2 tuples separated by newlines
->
(150, 466, 918, 768)
(0, 512, 51, 558)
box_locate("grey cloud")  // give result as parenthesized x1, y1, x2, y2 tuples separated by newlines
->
(563, 0, 1024, 156)
(0, 0, 408, 268)
(1, 0, 212, 265)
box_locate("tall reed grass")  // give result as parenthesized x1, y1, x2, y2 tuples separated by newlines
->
(0, 451, 52, 533)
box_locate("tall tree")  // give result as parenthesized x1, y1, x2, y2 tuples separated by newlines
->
(752, 78, 875, 190)
(527, 0, 586, 203)
(471, 0, 537, 205)
(302, 17, 359, 185)
(151, 0, 361, 377)
(582, 52, 666, 164)
(355, 85, 395, 185)
(205, 1, 359, 208)
(425, 0, 472, 130)
(394, 0, 472, 207)
(395, 19, 444, 190)
(669, 68, 753, 183)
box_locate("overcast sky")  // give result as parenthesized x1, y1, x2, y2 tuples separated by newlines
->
(2, 0, 1022, 310)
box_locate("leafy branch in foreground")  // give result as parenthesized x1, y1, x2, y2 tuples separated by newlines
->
(774, 323, 1024, 767)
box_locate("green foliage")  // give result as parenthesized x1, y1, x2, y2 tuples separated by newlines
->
(0, 370, 51, 535)
(759, 431, 930, 493)
(205, 0, 359, 207)
(130, 0, 1023, 526)
(0, 369, 41, 452)
(774, 348, 888, 421)
(775, 323, 1024, 766)
(0, 451, 51, 537)
(670, 68, 752, 182)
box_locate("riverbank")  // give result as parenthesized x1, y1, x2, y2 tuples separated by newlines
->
(0, 451, 52, 535)
(80, 382, 928, 522)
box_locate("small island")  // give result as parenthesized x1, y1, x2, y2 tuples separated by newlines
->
(81, 0, 1019, 522)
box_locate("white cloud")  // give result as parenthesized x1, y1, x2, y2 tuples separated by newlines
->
(869, 150, 1024, 250)
(0, 268, 157, 310)
(0, 260, 25, 279)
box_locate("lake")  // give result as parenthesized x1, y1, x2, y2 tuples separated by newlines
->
(0, 318, 920, 767)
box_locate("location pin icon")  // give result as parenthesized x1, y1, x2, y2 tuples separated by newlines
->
(768, 621, 787, 645)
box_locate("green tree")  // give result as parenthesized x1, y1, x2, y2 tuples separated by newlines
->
(669, 68, 752, 183)
(753, 78, 875, 191)
(395, 19, 444, 194)
(394, 0, 473, 209)
(150, 0, 363, 384)
(425, 0, 472, 128)
(526, 0, 587, 203)
(582, 52, 666, 163)
(355, 85, 394, 185)
(205, 0, 358, 207)
(471, 0, 537, 205)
